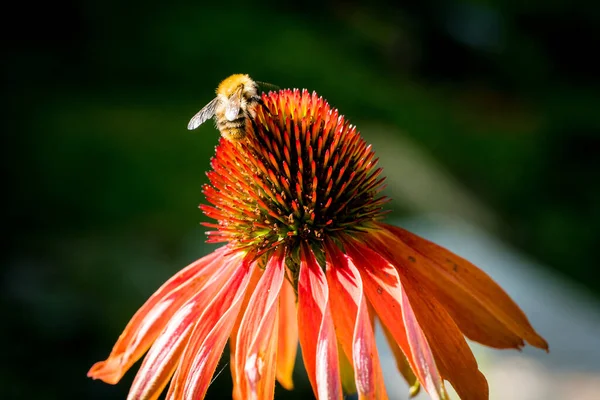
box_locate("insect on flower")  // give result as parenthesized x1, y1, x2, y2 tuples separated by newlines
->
(89, 79, 548, 400)
(187, 73, 277, 142)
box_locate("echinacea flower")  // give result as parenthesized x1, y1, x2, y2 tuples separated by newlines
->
(88, 88, 548, 400)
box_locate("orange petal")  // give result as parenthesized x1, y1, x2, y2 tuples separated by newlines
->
(276, 278, 298, 390)
(88, 247, 229, 384)
(235, 248, 285, 400)
(376, 223, 548, 350)
(124, 250, 243, 400)
(297, 243, 343, 400)
(355, 239, 489, 400)
(401, 273, 489, 400)
(380, 321, 420, 397)
(343, 239, 447, 400)
(325, 239, 387, 400)
(165, 256, 254, 400)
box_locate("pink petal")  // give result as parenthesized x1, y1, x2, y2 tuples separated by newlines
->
(325, 239, 387, 400)
(88, 247, 229, 384)
(243, 312, 279, 400)
(124, 250, 244, 399)
(235, 248, 285, 400)
(400, 269, 489, 400)
(380, 321, 420, 397)
(316, 306, 343, 400)
(343, 238, 447, 400)
(230, 267, 264, 400)
(366, 230, 490, 400)
(354, 238, 490, 400)
(297, 243, 343, 400)
(165, 256, 254, 400)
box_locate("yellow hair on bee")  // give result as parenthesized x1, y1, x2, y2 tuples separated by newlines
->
(215, 74, 256, 97)
(187, 74, 263, 142)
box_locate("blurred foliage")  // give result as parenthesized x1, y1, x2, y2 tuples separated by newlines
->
(2, 0, 599, 399)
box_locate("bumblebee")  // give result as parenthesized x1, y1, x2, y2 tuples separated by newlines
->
(188, 74, 276, 141)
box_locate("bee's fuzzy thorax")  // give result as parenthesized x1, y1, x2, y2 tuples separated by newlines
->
(216, 74, 256, 97)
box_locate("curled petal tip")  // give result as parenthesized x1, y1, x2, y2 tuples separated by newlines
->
(87, 359, 122, 385)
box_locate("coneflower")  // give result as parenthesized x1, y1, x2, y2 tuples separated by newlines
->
(88, 88, 548, 400)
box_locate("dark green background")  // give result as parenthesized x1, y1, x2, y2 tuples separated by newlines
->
(3, 1, 599, 399)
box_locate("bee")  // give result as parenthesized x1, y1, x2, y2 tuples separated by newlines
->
(187, 74, 277, 142)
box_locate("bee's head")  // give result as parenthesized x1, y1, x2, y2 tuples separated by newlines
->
(217, 74, 257, 99)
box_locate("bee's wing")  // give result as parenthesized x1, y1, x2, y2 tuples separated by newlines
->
(187, 97, 218, 130)
(225, 88, 242, 121)
(256, 81, 280, 93)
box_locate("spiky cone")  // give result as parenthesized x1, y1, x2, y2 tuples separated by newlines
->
(88, 88, 548, 400)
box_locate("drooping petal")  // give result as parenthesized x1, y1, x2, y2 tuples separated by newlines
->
(343, 238, 447, 400)
(242, 312, 279, 400)
(125, 250, 244, 400)
(230, 267, 264, 400)
(315, 307, 343, 400)
(275, 276, 298, 390)
(88, 247, 228, 384)
(400, 269, 489, 400)
(353, 239, 489, 400)
(380, 321, 420, 397)
(375, 223, 548, 350)
(235, 248, 286, 400)
(297, 243, 343, 400)
(165, 256, 254, 400)
(325, 239, 387, 400)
